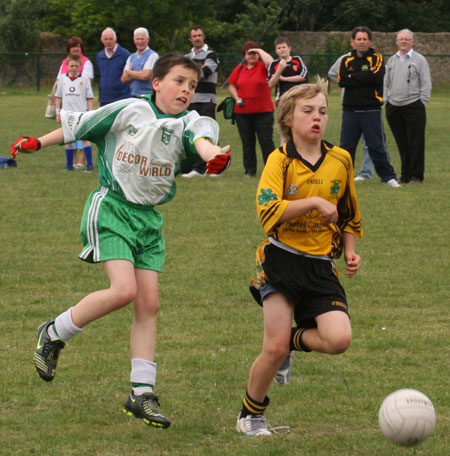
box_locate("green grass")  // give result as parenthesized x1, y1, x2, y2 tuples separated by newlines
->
(0, 89, 449, 455)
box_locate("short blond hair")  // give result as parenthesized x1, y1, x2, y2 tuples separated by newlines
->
(277, 77, 328, 142)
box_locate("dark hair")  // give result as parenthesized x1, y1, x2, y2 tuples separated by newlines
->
(152, 53, 201, 81)
(189, 25, 204, 36)
(351, 26, 372, 41)
(66, 37, 86, 54)
(274, 36, 290, 47)
(241, 41, 260, 55)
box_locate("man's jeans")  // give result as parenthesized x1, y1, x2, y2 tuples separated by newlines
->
(340, 110, 396, 182)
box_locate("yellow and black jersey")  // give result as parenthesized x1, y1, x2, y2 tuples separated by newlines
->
(256, 140, 362, 258)
(338, 48, 384, 110)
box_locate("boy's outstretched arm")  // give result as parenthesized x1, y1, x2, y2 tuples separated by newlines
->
(194, 140, 231, 175)
(11, 129, 65, 158)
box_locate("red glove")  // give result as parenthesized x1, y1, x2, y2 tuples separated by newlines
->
(206, 145, 231, 175)
(10, 136, 41, 159)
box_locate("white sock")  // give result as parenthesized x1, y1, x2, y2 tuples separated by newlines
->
(133, 385, 154, 395)
(53, 307, 84, 342)
(130, 358, 157, 395)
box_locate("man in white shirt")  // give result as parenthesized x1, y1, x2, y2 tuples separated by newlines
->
(121, 27, 159, 96)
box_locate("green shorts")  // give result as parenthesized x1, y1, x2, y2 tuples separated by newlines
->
(79, 187, 165, 271)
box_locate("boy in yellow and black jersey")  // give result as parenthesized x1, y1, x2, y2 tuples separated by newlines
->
(236, 78, 362, 437)
(256, 139, 361, 259)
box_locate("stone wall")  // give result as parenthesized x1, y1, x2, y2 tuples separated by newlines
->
(284, 31, 450, 84)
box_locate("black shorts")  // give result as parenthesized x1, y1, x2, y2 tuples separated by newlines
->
(250, 243, 348, 328)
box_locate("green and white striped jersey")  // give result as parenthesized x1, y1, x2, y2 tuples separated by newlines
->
(60, 96, 219, 206)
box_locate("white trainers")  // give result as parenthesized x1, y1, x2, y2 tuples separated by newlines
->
(236, 413, 290, 436)
(274, 351, 295, 385)
(354, 175, 370, 182)
(385, 178, 401, 188)
(236, 414, 272, 436)
(181, 170, 206, 178)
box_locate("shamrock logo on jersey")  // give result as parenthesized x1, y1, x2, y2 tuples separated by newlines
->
(330, 180, 340, 195)
(258, 188, 278, 205)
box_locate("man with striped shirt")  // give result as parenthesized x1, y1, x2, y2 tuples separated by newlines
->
(182, 26, 220, 178)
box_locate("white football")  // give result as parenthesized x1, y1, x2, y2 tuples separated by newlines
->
(378, 389, 436, 446)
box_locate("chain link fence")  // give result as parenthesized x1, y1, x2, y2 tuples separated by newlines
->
(1, 52, 449, 90)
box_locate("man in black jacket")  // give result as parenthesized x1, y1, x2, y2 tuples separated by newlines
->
(338, 26, 400, 188)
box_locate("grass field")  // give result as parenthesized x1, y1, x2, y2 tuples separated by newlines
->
(0, 87, 449, 455)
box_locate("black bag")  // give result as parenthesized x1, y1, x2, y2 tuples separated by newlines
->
(217, 97, 236, 123)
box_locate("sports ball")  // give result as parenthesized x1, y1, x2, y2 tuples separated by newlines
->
(378, 389, 436, 446)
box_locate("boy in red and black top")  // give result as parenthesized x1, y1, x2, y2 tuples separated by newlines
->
(268, 36, 308, 104)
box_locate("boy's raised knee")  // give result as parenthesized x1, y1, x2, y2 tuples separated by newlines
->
(329, 334, 352, 354)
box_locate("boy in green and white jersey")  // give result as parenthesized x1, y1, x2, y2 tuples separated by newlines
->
(11, 54, 231, 429)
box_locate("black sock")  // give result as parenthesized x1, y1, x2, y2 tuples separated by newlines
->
(290, 327, 312, 352)
(240, 390, 270, 418)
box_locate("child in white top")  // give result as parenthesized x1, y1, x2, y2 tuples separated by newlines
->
(55, 54, 94, 171)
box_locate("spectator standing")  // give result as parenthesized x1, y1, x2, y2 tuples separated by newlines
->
(56, 37, 94, 83)
(54, 54, 94, 172)
(97, 27, 131, 106)
(121, 27, 159, 96)
(268, 36, 308, 145)
(268, 36, 308, 104)
(55, 36, 94, 169)
(338, 26, 400, 188)
(182, 25, 220, 178)
(328, 51, 375, 181)
(384, 29, 431, 184)
(228, 41, 275, 177)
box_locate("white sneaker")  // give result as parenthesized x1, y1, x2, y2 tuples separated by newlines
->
(236, 413, 290, 436)
(208, 173, 222, 178)
(385, 178, 401, 188)
(236, 414, 272, 436)
(274, 351, 294, 385)
(354, 175, 369, 182)
(181, 170, 206, 178)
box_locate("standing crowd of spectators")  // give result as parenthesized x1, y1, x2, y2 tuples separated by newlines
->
(50, 26, 430, 182)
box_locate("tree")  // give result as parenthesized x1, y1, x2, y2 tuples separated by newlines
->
(38, 0, 220, 54)
(0, 0, 46, 52)
(0, 0, 47, 84)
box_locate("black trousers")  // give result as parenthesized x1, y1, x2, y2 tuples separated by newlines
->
(234, 112, 275, 175)
(181, 102, 216, 174)
(385, 100, 426, 182)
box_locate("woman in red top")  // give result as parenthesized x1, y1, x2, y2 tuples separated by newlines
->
(228, 41, 275, 177)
